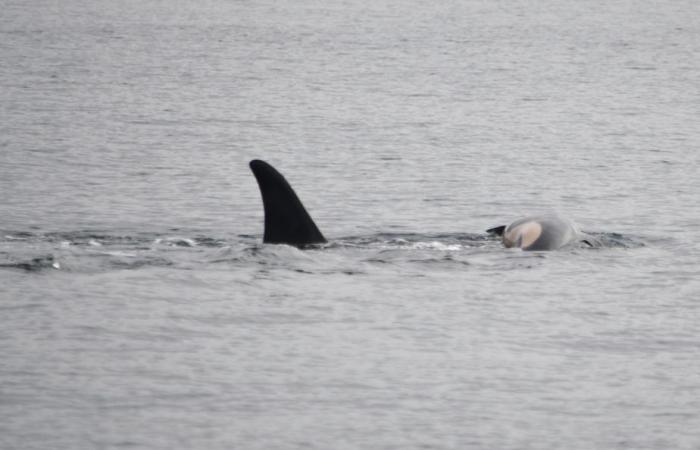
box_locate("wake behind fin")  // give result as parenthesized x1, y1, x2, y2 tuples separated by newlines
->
(249, 159, 326, 247)
(486, 225, 506, 236)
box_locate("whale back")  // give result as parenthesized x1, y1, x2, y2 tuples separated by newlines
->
(489, 215, 580, 250)
(249, 159, 326, 247)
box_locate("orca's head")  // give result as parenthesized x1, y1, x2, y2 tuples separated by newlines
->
(502, 219, 543, 249)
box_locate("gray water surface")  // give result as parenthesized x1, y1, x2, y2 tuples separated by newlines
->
(2, 1, 700, 449)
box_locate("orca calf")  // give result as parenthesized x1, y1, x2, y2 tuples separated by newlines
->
(486, 216, 594, 251)
(250, 159, 593, 251)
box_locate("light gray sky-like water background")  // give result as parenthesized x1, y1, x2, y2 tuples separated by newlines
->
(2, 1, 700, 449)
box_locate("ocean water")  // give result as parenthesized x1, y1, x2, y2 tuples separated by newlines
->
(2, 1, 700, 448)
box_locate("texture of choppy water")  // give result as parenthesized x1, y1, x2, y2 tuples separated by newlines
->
(2, 1, 700, 449)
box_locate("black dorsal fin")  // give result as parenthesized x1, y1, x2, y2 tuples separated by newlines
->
(486, 225, 506, 236)
(249, 159, 326, 247)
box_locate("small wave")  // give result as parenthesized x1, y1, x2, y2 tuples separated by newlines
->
(332, 232, 486, 250)
(3, 232, 35, 240)
(411, 241, 463, 251)
(1, 230, 233, 249)
(154, 237, 197, 247)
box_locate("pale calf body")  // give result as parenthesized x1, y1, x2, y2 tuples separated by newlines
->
(498, 215, 582, 251)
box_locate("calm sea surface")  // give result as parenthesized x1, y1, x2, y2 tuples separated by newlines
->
(2, 1, 700, 449)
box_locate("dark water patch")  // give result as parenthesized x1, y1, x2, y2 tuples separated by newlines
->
(108, 256, 173, 270)
(240, 244, 266, 258)
(2, 231, 36, 240)
(108, 441, 140, 448)
(408, 256, 471, 267)
(1, 230, 158, 248)
(0, 303, 44, 312)
(0, 254, 59, 272)
(341, 270, 363, 275)
(193, 236, 227, 247)
(365, 258, 391, 264)
(584, 232, 646, 249)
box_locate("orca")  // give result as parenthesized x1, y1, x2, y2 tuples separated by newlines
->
(249, 159, 326, 247)
(250, 159, 595, 251)
(486, 215, 595, 251)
